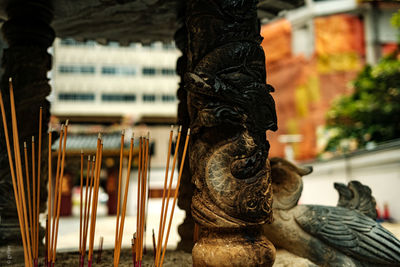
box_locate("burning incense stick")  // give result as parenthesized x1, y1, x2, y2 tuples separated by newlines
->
(159, 129, 190, 267)
(155, 126, 182, 267)
(114, 133, 134, 266)
(80, 154, 91, 266)
(152, 229, 156, 260)
(136, 137, 143, 264)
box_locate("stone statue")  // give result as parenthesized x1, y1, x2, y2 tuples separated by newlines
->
(185, 0, 278, 266)
(264, 157, 400, 267)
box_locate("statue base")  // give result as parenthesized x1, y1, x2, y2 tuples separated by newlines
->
(192, 228, 275, 267)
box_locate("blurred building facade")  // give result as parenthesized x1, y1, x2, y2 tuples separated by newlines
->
(51, 39, 180, 121)
(262, 0, 400, 161)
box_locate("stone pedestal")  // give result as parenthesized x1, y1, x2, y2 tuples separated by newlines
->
(193, 228, 275, 267)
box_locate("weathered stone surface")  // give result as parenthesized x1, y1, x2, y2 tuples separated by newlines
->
(193, 228, 275, 267)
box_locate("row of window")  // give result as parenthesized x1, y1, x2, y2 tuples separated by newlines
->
(58, 65, 176, 76)
(59, 38, 176, 50)
(58, 93, 177, 103)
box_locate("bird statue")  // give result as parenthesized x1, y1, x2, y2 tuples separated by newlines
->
(264, 157, 400, 267)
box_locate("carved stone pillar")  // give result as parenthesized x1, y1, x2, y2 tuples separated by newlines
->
(175, 25, 197, 253)
(0, 0, 54, 263)
(185, 0, 277, 266)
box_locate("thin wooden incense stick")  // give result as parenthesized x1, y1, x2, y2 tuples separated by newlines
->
(136, 136, 146, 266)
(80, 155, 91, 266)
(88, 135, 103, 266)
(155, 126, 182, 266)
(35, 106, 43, 265)
(152, 229, 156, 260)
(97, 236, 104, 264)
(31, 136, 36, 264)
(114, 130, 125, 260)
(24, 141, 33, 261)
(135, 137, 143, 264)
(10, 78, 33, 267)
(83, 156, 96, 262)
(159, 129, 190, 267)
(79, 150, 84, 257)
(0, 87, 29, 267)
(46, 129, 52, 266)
(114, 133, 134, 266)
(155, 126, 173, 265)
(52, 120, 69, 265)
(49, 125, 64, 265)
(139, 135, 150, 264)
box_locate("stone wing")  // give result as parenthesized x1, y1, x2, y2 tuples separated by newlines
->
(295, 205, 400, 265)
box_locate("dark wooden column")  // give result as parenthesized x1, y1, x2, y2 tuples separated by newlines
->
(185, 0, 277, 265)
(0, 0, 54, 261)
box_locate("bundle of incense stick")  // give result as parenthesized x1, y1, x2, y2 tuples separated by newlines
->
(154, 126, 190, 267)
(113, 131, 135, 266)
(47, 120, 69, 267)
(0, 78, 52, 267)
(134, 134, 151, 267)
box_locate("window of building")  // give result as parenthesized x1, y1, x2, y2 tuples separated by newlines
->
(161, 68, 175, 76)
(80, 66, 95, 74)
(59, 65, 95, 74)
(161, 94, 176, 102)
(102, 94, 136, 102)
(162, 42, 175, 50)
(142, 94, 156, 102)
(102, 66, 117, 75)
(58, 93, 95, 101)
(142, 67, 156, 76)
(120, 67, 136, 76)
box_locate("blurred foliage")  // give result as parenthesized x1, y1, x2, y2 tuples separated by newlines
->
(323, 11, 400, 153)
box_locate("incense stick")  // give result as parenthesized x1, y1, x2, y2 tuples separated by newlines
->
(88, 135, 103, 266)
(52, 120, 69, 264)
(139, 135, 150, 263)
(155, 126, 173, 265)
(36, 107, 43, 263)
(155, 126, 182, 266)
(0, 87, 29, 266)
(80, 155, 91, 266)
(114, 134, 134, 266)
(46, 130, 52, 266)
(79, 150, 84, 256)
(10, 79, 33, 267)
(136, 137, 143, 264)
(159, 129, 190, 267)
(114, 130, 125, 262)
(24, 142, 33, 261)
(31, 136, 37, 265)
(97, 236, 104, 264)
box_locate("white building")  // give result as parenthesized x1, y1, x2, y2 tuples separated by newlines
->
(51, 38, 181, 121)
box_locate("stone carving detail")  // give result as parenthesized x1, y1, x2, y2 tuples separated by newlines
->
(0, 0, 54, 250)
(186, 0, 277, 265)
(264, 157, 400, 266)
